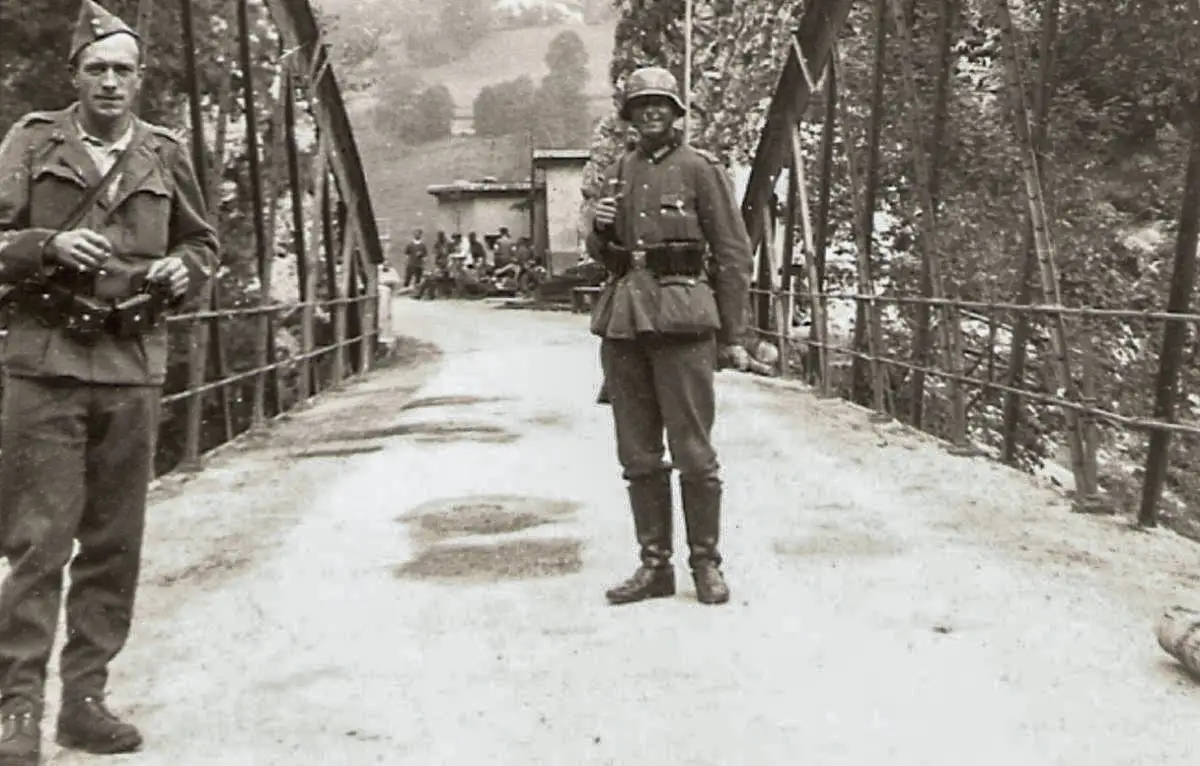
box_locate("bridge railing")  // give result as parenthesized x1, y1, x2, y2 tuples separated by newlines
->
(150, 0, 385, 474)
(739, 0, 1200, 531)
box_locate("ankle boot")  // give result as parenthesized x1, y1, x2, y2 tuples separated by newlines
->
(605, 473, 675, 605)
(681, 477, 730, 605)
(56, 697, 142, 754)
(0, 709, 40, 766)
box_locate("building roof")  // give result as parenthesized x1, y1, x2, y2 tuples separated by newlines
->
(533, 149, 591, 163)
(426, 181, 533, 198)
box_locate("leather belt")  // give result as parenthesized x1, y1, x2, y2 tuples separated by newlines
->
(603, 242, 705, 278)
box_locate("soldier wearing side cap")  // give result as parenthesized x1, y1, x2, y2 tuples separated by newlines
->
(588, 67, 753, 607)
(0, 2, 218, 763)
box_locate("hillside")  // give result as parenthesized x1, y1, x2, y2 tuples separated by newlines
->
(355, 132, 533, 250)
(406, 21, 616, 112)
(320, 0, 617, 258)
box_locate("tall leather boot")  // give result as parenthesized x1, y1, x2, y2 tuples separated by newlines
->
(680, 477, 730, 605)
(605, 474, 675, 605)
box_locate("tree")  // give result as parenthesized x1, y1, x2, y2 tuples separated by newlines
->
(413, 85, 455, 142)
(473, 76, 536, 138)
(533, 29, 592, 148)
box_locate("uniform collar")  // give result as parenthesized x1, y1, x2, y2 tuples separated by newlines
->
(73, 107, 135, 153)
(638, 132, 682, 164)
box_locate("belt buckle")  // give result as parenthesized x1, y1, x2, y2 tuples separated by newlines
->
(631, 250, 647, 270)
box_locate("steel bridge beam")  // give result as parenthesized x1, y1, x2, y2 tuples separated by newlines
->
(263, 0, 385, 266)
(740, 0, 858, 248)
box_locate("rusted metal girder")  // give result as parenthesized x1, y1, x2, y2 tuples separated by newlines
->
(740, 0, 858, 250)
(262, 0, 385, 266)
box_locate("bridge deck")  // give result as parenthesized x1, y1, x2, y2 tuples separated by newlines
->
(33, 297, 1200, 765)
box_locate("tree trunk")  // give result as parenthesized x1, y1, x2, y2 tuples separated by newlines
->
(908, 0, 958, 428)
(887, 0, 970, 446)
(851, 0, 889, 407)
(1002, 0, 1059, 466)
(1138, 91, 1200, 527)
(835, 46, 889, 416)
(993, 0, 1089, 493)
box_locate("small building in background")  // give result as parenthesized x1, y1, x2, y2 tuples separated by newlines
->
(531, 149, 590, 275)
(425, 180, 533, 243)
(425, 148, 591, 275)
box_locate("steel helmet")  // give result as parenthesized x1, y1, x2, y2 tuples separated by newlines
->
(620, 66, 686, 121)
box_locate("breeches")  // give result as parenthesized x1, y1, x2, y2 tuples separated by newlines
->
(0, 375, 159, 711)
(600, 333, 720, 482)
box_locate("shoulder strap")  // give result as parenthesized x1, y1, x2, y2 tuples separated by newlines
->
(57, 130, 145, 233)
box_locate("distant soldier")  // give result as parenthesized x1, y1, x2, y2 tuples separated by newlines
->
(0, 1, 218, 761)
(588, 66, 752, 606)
(403, 228, 427, 288)
(494, 226, 515, 267)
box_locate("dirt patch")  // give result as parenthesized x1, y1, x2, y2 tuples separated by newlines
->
(394, 538, 583, 581)
(403, 495, 580, 541)
(292, 445, 384, 459)
(150, 547, 252, 587)
(325, 421, 520, 444)
(400, 394, 510, 412)
(523, 411, 571, 428)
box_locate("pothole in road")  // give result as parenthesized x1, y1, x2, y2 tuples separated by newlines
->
(292, 445, 384, 459)
(324, 421, 520, 444)
(774, 531, 907, 559)
(399, 394, 510, 412)
(402, 495, 581, 541)
(394, 538, 583, 581)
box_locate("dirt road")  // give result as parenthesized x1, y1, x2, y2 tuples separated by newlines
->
(36, 297, 1200, 765)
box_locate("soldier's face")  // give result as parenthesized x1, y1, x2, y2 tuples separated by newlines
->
(629, 97, 678, 140)
(73, 33, 143, 123)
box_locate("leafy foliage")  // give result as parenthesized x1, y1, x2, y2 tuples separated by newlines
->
(470, 29, 593, 147)
(372, 76, 455, 144)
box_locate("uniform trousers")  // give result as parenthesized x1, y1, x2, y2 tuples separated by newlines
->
(0, 375, 158, 714)
(600, 333, 720, 482)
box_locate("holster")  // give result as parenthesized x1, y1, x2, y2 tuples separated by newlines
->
(602, 241, 707, 279)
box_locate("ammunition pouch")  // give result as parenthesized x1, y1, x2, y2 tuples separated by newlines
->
(601, 241, 707, 279)
(12, 261, 175, 343)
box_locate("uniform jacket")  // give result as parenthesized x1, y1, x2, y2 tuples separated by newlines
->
(586, 137, 752, 346)
(0, 105, 219, 385)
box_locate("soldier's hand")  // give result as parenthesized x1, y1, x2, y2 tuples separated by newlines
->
(593, 197, 619, 229)
(45, 229, 112, 272)
(147, 256, 190, 299)
(719, 344, 751, 372)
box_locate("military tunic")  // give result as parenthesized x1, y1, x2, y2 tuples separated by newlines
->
(0, 105, 218, 714)
(588, 138, 752, 483)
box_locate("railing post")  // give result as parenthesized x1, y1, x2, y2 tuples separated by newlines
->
(779, 159, 799, 378)
(332, 209, 352, 387)
(178, 0, 208, 470)
(284, 63, 313, 403)
(1139, 95, 1200, 528)
(1074, 324, 1110, 514)
(237, 0, 270, 431)
(361, 250, 379, 371)
(790, 125, 831, 396)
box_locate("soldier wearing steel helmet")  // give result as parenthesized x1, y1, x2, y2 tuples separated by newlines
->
(0, 2, 218, 762)
(588, 66, 753, 607)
